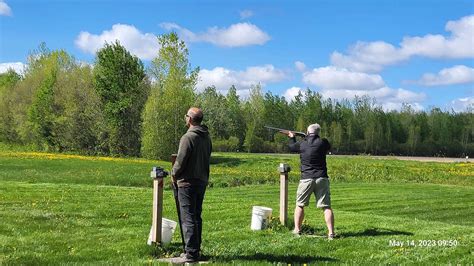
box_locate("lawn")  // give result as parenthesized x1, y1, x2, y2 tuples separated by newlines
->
(0, 149, 473, 264)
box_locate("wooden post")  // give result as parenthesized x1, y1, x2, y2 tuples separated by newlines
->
(278, 163, 290, 225)
(171, 154, 177, 166)
(150, 168, 164, 245)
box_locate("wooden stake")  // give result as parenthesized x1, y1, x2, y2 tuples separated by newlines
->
(171, 154, 177, 166)
(150, 174, 164, 244)
(278, 163, 290, 225)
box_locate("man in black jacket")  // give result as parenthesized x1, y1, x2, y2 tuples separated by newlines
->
(171, 107, 212, 263)
(288, 123, 335, 239)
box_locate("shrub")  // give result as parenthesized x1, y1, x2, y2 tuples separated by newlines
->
(212, 136, 240, 152)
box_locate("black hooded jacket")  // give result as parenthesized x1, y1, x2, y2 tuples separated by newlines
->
(289, 134, 331, 180)
(172, 125, 212, 187)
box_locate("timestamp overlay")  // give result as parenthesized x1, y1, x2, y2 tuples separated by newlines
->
(388, 239, 460, 248)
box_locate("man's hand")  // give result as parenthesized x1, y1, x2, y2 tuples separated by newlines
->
(288, 131, 295, 138)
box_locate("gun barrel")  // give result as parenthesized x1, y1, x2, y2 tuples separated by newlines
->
(264, 126, 306, 137)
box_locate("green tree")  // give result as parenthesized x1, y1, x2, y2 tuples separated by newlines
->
(196, 86, 229, 139)
(243, 84, 265, 152)
(28, 49, 75, 150)
(226, 85, 245, 146)
(53, 64, 107, 153)
(141, 32, 198, 159)
(4, 45, 52, 145)
(330, 121, 343, 152)
(289, 90, 306, 132)
(407, 124, 421, 155)
(0, 70, 21, 142)
(302, 89, 323, 126)
(93, 41, 148, 156)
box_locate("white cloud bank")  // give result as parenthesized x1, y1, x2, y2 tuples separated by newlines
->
(413, 65, 474, 86)
(303, 66, 385, 91)
(160, 22, 270, 47)
(0, 62, 26, 74)
(0, 0, 12, 16)
(448, 97, 474, 112)
(197, 64, 286, 95)
(75, 24, 159, 60)
(331, 15, 474, 72)
(301, 66, 426, 111)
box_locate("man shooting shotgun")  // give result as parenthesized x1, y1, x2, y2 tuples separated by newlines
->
(265, 126, 307, 138)
(285, 123, 336, 239)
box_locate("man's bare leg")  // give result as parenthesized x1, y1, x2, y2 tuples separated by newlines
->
(323, 207, 334, 235)
(293, 206, 304, 233)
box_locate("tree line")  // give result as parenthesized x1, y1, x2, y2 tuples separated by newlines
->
(0, 33, 472, 159)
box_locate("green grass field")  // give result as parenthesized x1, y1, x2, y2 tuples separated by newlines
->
(1, 149, 473, 264)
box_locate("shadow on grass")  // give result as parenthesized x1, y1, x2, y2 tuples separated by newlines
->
(340, 227, 413, 238)
(147, 242, 184, 258)
(212, 253, 338, 264)
(210, 155, 242, 167)
(147, 242, 338, 263)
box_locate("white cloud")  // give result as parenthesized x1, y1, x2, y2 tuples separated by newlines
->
(382, 102, 424, 112)
(331, 15, 474, 72)
(321, 87, 426, 111)
(331, 41, 409, 72)
(160, 22, 270, 47)
(283, 87, 303, 101)
(401, 15, 474, 59)
(302, 66, 385, 91)
(413, 65, 474, 86)
(240, 10, 254, 19)
(0, 0, 12, 16)
(448, 97, 474, 112)
(75, 24, 159, 60)
(294, 61, 306, 72)
(197, 64, 287, 93)
(0, 62, 26, 74)
(301, 65, 425, 110)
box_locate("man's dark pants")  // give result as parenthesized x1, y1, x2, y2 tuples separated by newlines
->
(178, 181, 207, 259)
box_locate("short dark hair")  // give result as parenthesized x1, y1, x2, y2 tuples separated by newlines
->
(190, 113, 203, 123)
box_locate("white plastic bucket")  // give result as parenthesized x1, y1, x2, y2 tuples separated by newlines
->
(250, 206, 272, 230)
(147, 218, 177, 246)
(161, 218, 177, 245)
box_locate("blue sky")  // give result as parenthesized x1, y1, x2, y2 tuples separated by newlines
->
(1, 0, 473, 111)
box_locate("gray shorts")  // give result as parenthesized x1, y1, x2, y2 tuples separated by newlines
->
(296, 178, 331, 208)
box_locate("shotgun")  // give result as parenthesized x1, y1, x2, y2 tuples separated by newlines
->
(264, 126, 307, 138)
(171, 154, 185, 252)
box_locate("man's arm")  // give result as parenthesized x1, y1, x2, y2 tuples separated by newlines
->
(322, 138, 331, 153)
(171, 135, 192, 180)
(288, 132, 301, 152)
